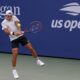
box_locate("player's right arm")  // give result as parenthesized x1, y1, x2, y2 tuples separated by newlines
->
(3, 28, 23, 36)
(3, 28, 11, 35)
(1, 21, 13, 35)
(1, 20, 23, 36)
(1, 23, 22, 36)
(1, 21, 12, 35)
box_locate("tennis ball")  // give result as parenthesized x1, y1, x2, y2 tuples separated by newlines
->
(17, 23, 21, 27)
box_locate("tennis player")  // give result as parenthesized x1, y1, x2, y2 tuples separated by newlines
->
(1, 10, 45, 79)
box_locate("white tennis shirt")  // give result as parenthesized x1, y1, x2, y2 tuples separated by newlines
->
(1, 16, 23, 41)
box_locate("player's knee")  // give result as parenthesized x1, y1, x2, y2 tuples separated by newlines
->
(29, 47, 34, 51)
(12, 48, 18, 54)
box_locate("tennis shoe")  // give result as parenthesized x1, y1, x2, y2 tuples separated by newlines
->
(36, 59, 45, 66)
(12, 69, 19, 79)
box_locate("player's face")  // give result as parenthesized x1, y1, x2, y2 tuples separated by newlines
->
(5, 15, 12, 21)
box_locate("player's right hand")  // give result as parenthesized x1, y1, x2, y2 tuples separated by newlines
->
(14, 31, 23, 36)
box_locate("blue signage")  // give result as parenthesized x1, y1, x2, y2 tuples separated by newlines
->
(0, 0, 80, 59)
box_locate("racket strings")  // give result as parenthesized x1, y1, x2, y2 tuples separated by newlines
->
(23, 21, 43, 33)
(29, 21, 42, 33)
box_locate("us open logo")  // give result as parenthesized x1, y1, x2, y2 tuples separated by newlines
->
(0, 6, 21, 19)
(51, 2, 80, 32)
(60, 2, 80, 16)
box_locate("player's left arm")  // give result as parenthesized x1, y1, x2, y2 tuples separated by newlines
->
(13, 16, 21, 31)
(15, 21, 21, 31)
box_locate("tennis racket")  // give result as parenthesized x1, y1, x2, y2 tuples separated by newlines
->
(22, 21, 43, 34)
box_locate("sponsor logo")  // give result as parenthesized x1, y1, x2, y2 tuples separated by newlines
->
(51, 20, 80, 31)
(0, 6, 21, 19)
(60, 2, 80, 16)
(51, 2, 80, 31)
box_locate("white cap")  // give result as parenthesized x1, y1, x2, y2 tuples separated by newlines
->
(5, 10, 13, 16)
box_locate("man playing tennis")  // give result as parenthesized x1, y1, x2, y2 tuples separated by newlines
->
(1, 10, 45, 79)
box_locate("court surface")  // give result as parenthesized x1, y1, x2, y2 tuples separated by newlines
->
(0, 53, 80, 80)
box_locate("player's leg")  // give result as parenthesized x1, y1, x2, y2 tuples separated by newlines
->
(19, 35, 45, 66)
(12, 48, 19, 79)
(12, 48, 18, 69)
(11, 39, 19, 79)
(25, 43, 38, 58)
(24, 43, 45, 66)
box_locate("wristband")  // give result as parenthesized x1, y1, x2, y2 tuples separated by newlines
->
(13, 32, 15, 35)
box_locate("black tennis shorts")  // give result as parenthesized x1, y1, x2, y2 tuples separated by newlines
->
(11, 35, 30, 48)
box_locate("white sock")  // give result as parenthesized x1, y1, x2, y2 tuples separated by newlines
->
(12, 67, 16, 71)
(36, 57, 39, 60)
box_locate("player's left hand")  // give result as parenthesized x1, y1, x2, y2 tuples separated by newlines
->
(14, 31, 23, 36)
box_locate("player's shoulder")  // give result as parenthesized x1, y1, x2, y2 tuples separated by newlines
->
(1, 19, 7, 24)
(12, 15, 18, 19)
(12, 15, 20, 21)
